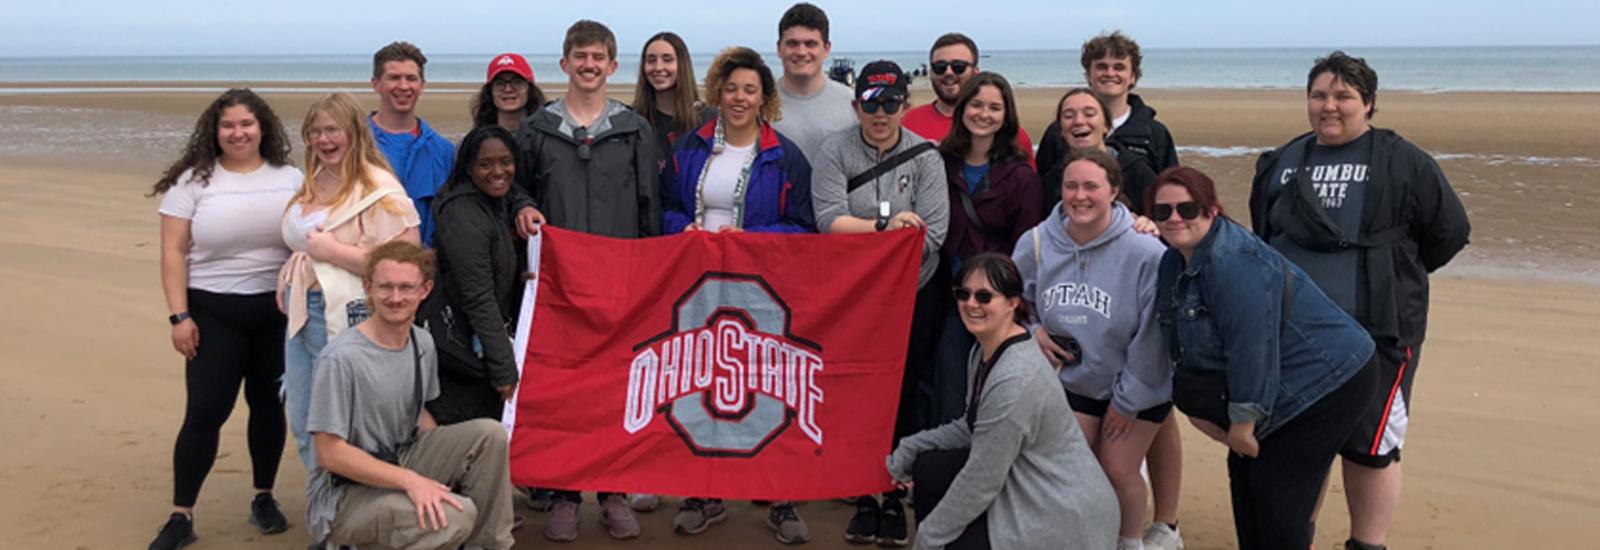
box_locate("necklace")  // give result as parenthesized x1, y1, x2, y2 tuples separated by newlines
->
(693, 118, 759, 228)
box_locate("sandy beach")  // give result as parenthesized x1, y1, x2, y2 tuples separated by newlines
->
(1, 84, 1597, 549)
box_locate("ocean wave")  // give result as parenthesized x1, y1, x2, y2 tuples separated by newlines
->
(1176, 145, 1272, 158)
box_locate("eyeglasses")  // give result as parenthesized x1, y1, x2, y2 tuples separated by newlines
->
(492, 78, 527, 91)
(372, 282, 424, 298)
(930, 60, 971, 76)
(952, 287, 996, 305)
(305, 125, 344, 140)
(860, 99, 904, 115)
(1152, 201, 1203, 221)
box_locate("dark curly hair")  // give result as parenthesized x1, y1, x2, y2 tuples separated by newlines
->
(472, 75, 546, 129)
(150, 88, 292, 196)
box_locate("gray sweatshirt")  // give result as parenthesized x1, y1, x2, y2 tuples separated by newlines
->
(812, 126, 949, 288)
(1013, 202, 1172, 417)
(887, 335, 1119, 550)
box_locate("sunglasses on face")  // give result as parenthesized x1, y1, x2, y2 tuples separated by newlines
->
(952, 287, 996, 305)
(860, 99, 904, 115)
(1152, 201, 1203, 221)
(931, 60, 971, 76)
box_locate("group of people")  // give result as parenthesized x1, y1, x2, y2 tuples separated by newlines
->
(146, 3, 1470, 550)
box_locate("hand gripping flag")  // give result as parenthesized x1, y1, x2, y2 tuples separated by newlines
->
(503, 226, 922, 500)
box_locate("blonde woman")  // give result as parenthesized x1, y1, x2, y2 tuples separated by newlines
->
(278, 92, 420, 474)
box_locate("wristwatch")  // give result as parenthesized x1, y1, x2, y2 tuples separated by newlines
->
(875, 217, 889, 232)
(169, 312, 192, 325)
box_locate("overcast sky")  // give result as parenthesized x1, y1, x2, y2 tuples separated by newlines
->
(1, 0, 1594, 57)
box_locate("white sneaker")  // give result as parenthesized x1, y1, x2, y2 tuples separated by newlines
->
(1142, 522, 1184, 550)
(629, 493, 662, 512)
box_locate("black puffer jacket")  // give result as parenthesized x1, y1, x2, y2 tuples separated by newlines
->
(1036, 94, 1180, 182)
(422, 180, 522, 423)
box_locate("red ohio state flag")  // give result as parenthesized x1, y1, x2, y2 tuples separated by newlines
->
(503, 226, 923, 500)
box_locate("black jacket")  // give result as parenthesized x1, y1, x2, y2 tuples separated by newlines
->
(1036, 93, 1180, 182)
(422, 181, 522, 422)
(1248, 129, 1471, 346)
(516, 101, 662, 238)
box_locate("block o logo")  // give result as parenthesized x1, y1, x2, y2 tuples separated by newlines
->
(623, 273, 825, 457)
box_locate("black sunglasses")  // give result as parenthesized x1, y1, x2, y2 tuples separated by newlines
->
(930, 60, 971, 76)
(952, 287, 996, 305)
(860, 99, 904, 115)
(1152, 201, 1202, 221)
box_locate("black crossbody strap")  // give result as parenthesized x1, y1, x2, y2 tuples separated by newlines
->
(957, 182, 1002, 240)
(847, 142, 936, 193)
(410, 326, 424, 418)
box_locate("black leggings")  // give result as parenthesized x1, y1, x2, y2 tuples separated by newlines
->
(1227, 360, 1378, 550)
(910, 448, 990, 550)
(171, 289, 286, 507)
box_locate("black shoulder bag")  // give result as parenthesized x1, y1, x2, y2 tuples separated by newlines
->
(847, 142, 936, 192)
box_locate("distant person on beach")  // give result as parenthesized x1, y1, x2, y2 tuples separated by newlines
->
(1152, 166, 1379, 550)
(147, 88, 300, 550)
(1037, 32, 1179, 189)
(366, 41, 454, 247)
(279, 92, 421, 481)
(1248, 51, 1470, 550)
(633, 31, 719, 180)
(903, 33, 1035, 163)
(472, 53, 546, 131)
(661, 46, 817, 543)
(306, 241, 515, 550)
(1013, 149, 1172, 550)
(930, 71, 1044, 426)
(888, 253, 1119, 550)
(813, 59, 949, 548)
(770, 2, 856, 158)
(1041, 88, 1158, 214)
(419, 126, 523, 426)
(513, 19, 658, 542)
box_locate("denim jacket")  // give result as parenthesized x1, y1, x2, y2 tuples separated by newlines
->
(1156, 218, 1375, 438)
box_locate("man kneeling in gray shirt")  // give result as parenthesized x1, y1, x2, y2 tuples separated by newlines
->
(306, 241, 515, 550)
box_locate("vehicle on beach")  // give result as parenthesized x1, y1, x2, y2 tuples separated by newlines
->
(829, 58, 854, 86)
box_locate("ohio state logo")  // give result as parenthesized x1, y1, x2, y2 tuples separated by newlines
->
(624, 273, 824, 457)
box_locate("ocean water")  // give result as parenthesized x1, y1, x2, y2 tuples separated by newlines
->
(3, 46, 1599, 91)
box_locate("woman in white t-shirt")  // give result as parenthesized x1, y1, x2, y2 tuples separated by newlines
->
(659, 46, 817, 543)
(148, 89, 302, 550)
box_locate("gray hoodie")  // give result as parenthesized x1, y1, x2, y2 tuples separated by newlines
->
(1012, 202, 1172, 417)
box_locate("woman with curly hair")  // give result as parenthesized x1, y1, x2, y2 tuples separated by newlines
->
(148, 88, 301, 550)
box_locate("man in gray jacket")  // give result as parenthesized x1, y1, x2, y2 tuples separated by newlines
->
(515, 20, 660, 241)
(812, 59, 949, 547)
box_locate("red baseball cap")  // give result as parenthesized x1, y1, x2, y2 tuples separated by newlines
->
(487, 53, 534, 83)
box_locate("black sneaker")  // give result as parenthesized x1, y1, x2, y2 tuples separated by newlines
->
(249, 493, 289, 534)
(149, 512, 196, 550)
(876, 497, 908, 547)
(844, 496, 879, 544)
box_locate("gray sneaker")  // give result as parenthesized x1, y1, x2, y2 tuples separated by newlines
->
(1142, 522, 1184, 550)
(543, 501, 579, 542)
(673, 498, 728, 535)
(767, 502, 810, 545)
(600, 494, 641, 539)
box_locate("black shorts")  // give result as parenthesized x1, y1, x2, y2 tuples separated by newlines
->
(1065, 389, 1173, 423)
(1340, 342, 1421, 468)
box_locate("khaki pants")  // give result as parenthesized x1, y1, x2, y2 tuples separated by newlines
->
(327, 419, 515, 550)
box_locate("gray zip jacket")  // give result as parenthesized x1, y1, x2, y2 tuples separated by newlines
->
(888, 334, 1119, 550)
(812, 126, 949, 288)
(1013, 202, 1172, 417)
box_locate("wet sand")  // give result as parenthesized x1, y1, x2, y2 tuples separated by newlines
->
(1, 85, 1597, 548)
